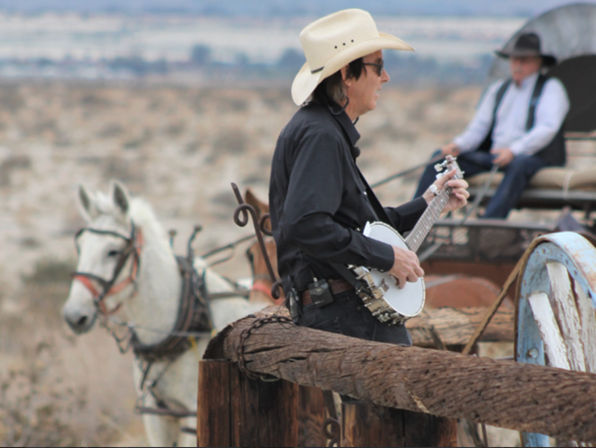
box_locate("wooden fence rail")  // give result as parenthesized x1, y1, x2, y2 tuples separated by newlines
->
(200, 307, 596, 446)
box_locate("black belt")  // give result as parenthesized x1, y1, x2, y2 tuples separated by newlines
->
(301, 278, 354, 306)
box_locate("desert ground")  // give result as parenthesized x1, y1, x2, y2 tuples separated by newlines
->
(0, 80, 591, 446)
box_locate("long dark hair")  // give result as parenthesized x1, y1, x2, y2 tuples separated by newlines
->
(311, 57, 365, 106)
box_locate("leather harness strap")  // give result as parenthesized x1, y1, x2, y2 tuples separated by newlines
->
(72, 226, 143, 315)
(251, 279, 275, 299)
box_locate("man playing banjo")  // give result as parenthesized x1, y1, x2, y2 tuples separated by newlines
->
(268, 9, 469, 348)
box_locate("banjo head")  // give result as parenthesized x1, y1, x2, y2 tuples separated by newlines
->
(363, 221, 425, 317)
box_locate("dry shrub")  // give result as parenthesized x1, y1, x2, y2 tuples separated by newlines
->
(22, 257, 73, 286)
(0, 255, 143, 447)
(97, 123, 125, 139)
(80, 92, 113, 109)
(0, 329, 138, 447)
(102, 156, 141, 183)
(0, 341, 88, 446)
(164, 121, 186, 137)
(259, 87, 287, 111)
(0, 86, 25, 111)
(185, 140, 201, 154)
(0, 155, 32, 186)
(212, 128, 247, 156)
(122, 130, 153, 150)
(215, 95, 248, 113)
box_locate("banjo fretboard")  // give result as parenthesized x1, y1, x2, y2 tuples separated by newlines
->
(405, 188, 450, 253)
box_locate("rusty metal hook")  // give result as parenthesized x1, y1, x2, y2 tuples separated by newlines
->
(259, 214, 273, 236)
(231, 183, 282, 299)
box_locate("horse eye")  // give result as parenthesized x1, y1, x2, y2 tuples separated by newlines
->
(107, 249, 121, 258)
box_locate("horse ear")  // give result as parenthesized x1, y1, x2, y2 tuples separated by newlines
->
(111, 180, 130, 216)
(244, 188, 271, 232)
(77, 184, 98, 222)
(244, 188, 269, 216)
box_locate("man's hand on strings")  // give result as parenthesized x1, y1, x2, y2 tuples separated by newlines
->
(423, 168, 469, 212)
(389, 246, 424, 288)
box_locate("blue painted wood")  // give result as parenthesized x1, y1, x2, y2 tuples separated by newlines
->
(517, 276, 549, 447)
(516, 231, 596, 447)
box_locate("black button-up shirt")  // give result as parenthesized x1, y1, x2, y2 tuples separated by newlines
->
(269, 100, 427, 290)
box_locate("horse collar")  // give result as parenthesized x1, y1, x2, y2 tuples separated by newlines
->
(131, 255, 212, 363)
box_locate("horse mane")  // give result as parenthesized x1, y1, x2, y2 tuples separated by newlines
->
(92, 189, 171, 254)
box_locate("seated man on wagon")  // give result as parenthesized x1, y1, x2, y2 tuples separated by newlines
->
(414, 32, 570, 218)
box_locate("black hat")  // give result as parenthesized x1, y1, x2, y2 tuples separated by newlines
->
(495, 32, 557, 66)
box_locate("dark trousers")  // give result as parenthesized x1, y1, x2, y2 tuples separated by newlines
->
(297, 290, 411, 404)
(413, 149, 547, 218)
(297, 290, 412, 346)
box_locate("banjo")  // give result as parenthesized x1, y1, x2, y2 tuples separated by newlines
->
(352, 155, 463, 325)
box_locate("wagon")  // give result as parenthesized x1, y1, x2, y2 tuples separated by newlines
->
(420, 1, 596, 286)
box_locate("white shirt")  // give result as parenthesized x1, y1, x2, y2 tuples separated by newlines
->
(454, 72, 570, 156)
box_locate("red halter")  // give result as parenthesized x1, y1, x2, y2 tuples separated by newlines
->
(250, 278, 285, 305)
(72, 224, 143, 315)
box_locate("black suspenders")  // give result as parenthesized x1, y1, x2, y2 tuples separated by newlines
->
(493, 74, 548, 131)
(478, 74, 548, 152)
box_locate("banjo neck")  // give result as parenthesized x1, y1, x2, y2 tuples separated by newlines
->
(404, 154, 462, 253)
(354, 156, 461, 325)
(405, 187, 449, 253)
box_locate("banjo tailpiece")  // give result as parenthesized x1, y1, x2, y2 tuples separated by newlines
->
(352, 266, 408, 326)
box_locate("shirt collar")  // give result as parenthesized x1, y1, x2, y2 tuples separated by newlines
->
(516, 72, 539, 89)
(328, 102, 361, 158)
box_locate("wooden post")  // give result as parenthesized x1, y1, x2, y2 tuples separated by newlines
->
(297, 386, 328, 447)
(203, 309, 596, 442)
(341, 401, 457, 447)
(198, 359, 299, 447)
(198, 359, 231, 447)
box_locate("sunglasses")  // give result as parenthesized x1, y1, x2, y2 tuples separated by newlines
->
(363, 60, 384, 76)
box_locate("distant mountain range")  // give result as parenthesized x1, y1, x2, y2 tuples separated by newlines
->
(0, 0, 587, 18)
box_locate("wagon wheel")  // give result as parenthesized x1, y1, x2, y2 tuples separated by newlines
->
(515, 231, 596, 447)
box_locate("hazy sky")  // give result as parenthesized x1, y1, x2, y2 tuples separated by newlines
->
(0, 0, 593, 18)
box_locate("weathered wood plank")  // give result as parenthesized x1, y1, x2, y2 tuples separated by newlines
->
(547, 262, 586, 371)
(573, 282, 596, 372)
(204, 309, 596, 443)
(407, 306, 514, 348)
(197, 360, 231, 447)
(341, 401, 457, 447)
(197, 358, 298, 447)
(528, 292, 570, 369)
(230, 363, 298, 447)
(297, 386, 328, 447)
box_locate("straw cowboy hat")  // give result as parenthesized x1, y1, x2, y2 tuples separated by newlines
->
(495, 32, 557, 66)
(291, 9, 413, 106)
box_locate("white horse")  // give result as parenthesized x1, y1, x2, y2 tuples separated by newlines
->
(62, 181, 270, 446)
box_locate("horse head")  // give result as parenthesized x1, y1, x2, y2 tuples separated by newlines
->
(62, 181, 149, 334)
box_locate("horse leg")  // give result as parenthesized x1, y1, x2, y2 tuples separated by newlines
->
(140, 394, 180, 447)
(133, 362, 180, 447)
(177, 416, 197, 447)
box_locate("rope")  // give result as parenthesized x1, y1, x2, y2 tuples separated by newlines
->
(105, 315, 213, 340)
(199, 233, 255, 259)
